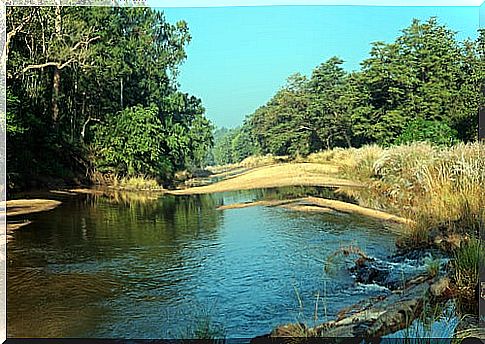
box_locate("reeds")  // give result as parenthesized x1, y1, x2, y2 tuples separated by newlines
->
(315, 142, 484, 243)
(452, 237, 483, 314)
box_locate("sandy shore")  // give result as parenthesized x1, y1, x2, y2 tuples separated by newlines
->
(171, 162, 411, 226)
(5, 199, 62, 217)
(217, 196, 413, 226)
(170, 163, 361, 195)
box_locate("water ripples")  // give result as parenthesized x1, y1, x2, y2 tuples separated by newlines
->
(8, 188, 398, 338)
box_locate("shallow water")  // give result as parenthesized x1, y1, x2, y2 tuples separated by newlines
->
(8, 187, 398, 338)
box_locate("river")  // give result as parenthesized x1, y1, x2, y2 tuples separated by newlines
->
(7, 187, 398, 338)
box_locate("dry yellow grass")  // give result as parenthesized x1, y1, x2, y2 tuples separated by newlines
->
(207, 155, 284, 175)
(309, 143, 484, 237)
(171, 163, 359, 195)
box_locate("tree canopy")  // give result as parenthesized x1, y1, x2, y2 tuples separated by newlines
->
(212, 17, 483, 163)
(6, 6, 214, 190)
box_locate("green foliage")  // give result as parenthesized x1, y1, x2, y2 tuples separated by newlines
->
(453, 237, 483, 314)
(6, 7, 213, 190)
(211, 124, 259, 165)
(6, 88, 25, 136)
(93, 105, 172, 178)
(395, 118, 459, 146)
(244, 17, 482, 157)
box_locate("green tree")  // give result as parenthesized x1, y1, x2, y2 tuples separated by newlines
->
(395, 118, 459, 146)
(359, 17, 478, 144)
(93, 104, 172, 178)
(6, 7, 213, 190)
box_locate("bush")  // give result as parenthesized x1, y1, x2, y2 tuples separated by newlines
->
(92, 105, 173, 179)
(395, 118, 459, 146)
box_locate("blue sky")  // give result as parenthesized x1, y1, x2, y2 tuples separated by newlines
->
(161, 5, 479, 128)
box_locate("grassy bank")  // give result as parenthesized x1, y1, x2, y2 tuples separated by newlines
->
(303, 142, 484, 315)
(306, 143, 484, 242)
(89, 171, 164, 191)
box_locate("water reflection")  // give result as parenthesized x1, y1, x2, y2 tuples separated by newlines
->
(8, 187, 396, 338)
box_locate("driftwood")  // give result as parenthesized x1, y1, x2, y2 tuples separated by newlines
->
(252, 276, 451, 341)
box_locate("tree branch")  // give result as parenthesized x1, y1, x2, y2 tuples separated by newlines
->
(22, 57, 76, 73)
(22, 61, 60, 72)
(81, 116, 102, 140)
(59, 58, 75, 69)
(71, 35, 101, 52)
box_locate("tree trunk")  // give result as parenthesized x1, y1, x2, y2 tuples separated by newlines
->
(343, 131, 352, 148)
(120, 77, 124, 108)
(326, 136, 332, 150)
(51, 3, 62, 126)
(52, 68, 60, 124)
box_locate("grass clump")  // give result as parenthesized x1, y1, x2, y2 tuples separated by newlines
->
(451, 237, 483, 315)
(178, 303, 226, 341)
(322, 142, 484, 244)
(113, 175, 162, 191)
(239, 154, 288, 168)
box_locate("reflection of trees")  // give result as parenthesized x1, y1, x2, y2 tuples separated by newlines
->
(7, 191, 225, 337)
(7, 269, 119, 337)
(222, 186, 357, 203)
(12, 191, 224, 252)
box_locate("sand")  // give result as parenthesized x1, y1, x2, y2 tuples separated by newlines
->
(170, 163, 361, 195)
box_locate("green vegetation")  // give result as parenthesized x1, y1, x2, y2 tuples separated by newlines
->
(178, 303, 226, 341)
(7, 7, 483, 339)
(395, 118, 459, 146)
(6, 7, 214, 192)
(212, 18, 483, 162)
(210, 125, 260, 165)
(452, 238, 483, 315)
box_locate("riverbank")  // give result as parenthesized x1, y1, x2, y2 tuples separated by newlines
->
(169, 163, 361, 195)
(244, 142, 483, 339)
(6, 142, 483, 339)
(184, 142, 482, 339)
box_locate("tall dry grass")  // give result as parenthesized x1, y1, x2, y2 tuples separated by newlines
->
(113, 176, 162, 191)
(208, 154, 289, 174)
(310, 142, 484, 316)
(316, 142, 484, 239)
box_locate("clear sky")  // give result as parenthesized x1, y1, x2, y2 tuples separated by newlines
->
(161, 5, 479, 128)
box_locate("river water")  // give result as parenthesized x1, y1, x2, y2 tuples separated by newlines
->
(7, 187, 398, 338)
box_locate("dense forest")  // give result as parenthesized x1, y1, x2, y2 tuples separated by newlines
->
(212, 18, 484, 165)
(6, 6, 214, 192)
(6, 11, 484, 190)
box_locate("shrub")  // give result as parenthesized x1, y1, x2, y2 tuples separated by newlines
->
(395, 118, 459, 146)
(452, 237, 483, 314)
(92, 105, 173, 179)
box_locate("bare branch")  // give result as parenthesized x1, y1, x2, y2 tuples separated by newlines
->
(22, 57, 76, 73)
(81, 116, 102, 140)
(59, 58, 75, 69)
(71, 35, 101, 52)
(22, 61, 60, 72)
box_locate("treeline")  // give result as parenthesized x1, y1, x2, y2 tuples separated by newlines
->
(213, 18, 484, 165)
(6, 7, 213, 191)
